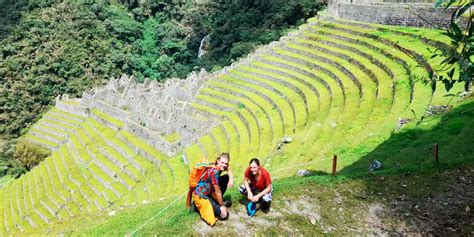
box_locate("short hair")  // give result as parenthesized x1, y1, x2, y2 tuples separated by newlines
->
(249, 158, 260, 166)
(218, 152, 230, 161)
(215, 153, 230, 165)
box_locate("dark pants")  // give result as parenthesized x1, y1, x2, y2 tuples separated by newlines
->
(209, 174, 229, 218)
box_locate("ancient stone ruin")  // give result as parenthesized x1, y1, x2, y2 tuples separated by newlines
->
(56, 69, 219, 156)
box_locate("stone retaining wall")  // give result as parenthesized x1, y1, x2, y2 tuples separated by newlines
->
(327, 0, 455, 28)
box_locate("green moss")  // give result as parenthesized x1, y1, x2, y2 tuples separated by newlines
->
(163, 132, 181, 144)
(91, 109, 124, 128)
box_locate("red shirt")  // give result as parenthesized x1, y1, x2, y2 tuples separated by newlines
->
(244, 167, 271, 191)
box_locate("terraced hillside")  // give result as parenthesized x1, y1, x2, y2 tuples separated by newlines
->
(0, 16, 466, 235)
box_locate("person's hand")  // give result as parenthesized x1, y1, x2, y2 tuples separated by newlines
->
(227, 178, 234, 188)
(247, 193, 253, 201)
(250, 196, 259, 202)
(220, 206, 227, 218)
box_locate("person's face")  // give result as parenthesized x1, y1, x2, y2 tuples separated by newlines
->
(249, 162, 259, 175)
(217, 157, 229, 171)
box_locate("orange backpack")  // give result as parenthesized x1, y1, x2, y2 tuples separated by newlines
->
(186, 159, 213, 207)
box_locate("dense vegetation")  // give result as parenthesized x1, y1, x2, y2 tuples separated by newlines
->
(0, 0, 323, 178)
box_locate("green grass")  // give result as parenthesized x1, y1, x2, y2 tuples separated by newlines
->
(3, 15, 469, 236)
(231, 68, 308, 132)
(241, 63, 320, 124)
(47, 99, 474, 235)
(163, 132, 181, 144)
(201, 87, 274, 158)
(91, 108, 124, 129)
(207, 79, 284, 148)
(0, 175, 13, 188)
(220, 73, 296, 136)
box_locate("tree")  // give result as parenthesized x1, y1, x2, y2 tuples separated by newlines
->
(13, 141, 49, 171)
(432, 0, 473, 92)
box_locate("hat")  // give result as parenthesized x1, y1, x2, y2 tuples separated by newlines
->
(247, 202, 257, 217)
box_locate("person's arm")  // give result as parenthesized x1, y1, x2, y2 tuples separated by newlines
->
(210, 169, 228, 218)
(227, 167, 234, 188)
(211, 184, 227, 218)
(252, 183, 272, 201)
(211, 183, 225, 206)
(243, 176, 254, 201)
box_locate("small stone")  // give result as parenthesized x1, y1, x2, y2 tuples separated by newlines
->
(108, 211, 116, 216)
(281, 137, 293, 143)
(297, 169, 311, 177)
(466, 206, 471, 213)
(308, 216, 316, 225)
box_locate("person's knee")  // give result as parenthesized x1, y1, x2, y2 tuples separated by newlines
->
(239, 184, 247, 195)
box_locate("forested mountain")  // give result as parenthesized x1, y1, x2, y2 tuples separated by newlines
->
(0, 0, 323, 178)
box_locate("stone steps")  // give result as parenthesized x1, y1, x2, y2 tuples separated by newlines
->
(190, 102, 252, 164)
(198, 94, 260, 160)
(227, 71, 302, 135)
(221, 73, 295, 136)
(259, 55, 346, 151)
(90, 109, 124, 131)
(301, 28, 413, 129)
(231, 68, 308, 134)
(201, 87, 274, 158)
(87, 120, 145, 182)
(278, 35, 393, 166)
(315, 21, 433, 117)
(249, 60, 333, 137)
(307, 24, 416, 102)
(23, 134, 59, 150)
(238, 65, 318, 127)
(281, 39, 392, 136)
(66, 132, 122, 205)
(206, 82, 283, 148)
(326, 17, 450, 49)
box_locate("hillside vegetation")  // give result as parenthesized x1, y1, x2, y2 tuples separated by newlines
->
(0, 0, 323, 177)
(46, 99, 474, 235)
(1, 9, 471, 234)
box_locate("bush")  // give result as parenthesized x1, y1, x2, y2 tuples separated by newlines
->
(13, 141, 50, 171)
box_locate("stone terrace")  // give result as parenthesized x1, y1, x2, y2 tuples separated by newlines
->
(1, 15, 464, 235)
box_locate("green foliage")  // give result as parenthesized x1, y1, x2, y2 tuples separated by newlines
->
(432, 0, 473, 91)
(199, 0, 323, 68)
(0, 0, 323, 177)
(13, 141, 49, 171)
(0, 0, 322, 140)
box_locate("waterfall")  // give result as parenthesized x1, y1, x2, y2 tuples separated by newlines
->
(197, 34, 210, 58)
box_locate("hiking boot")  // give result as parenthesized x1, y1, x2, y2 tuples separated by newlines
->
(260, 201, 271, 213)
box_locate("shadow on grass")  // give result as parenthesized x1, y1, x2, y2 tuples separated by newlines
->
(340, 100, 474, 177)
(332, 100, 474, 235)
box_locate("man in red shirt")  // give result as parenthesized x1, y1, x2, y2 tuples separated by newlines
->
(239, 158, 273, 214)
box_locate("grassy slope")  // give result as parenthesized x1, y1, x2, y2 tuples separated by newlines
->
(52, 98, 474, 236)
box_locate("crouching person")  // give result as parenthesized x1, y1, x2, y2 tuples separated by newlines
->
(192, 153, 230, 226)
(240, 158, 273, 215)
